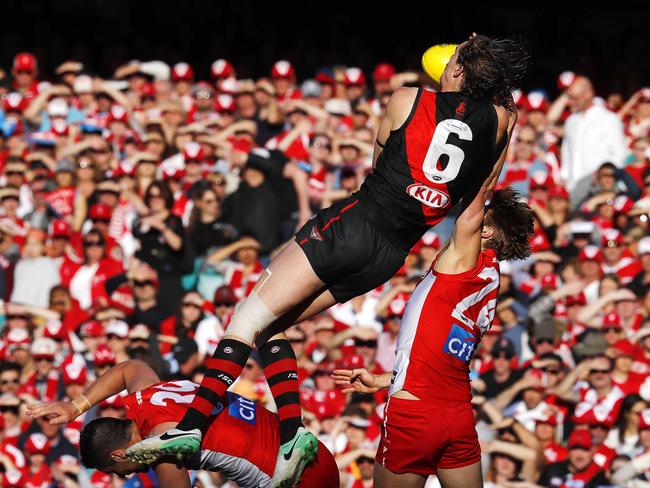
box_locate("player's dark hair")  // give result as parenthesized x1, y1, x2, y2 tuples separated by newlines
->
(79, 417, 133, 470)
(457, 35, 529, 111)
(484, 188, 534, 261)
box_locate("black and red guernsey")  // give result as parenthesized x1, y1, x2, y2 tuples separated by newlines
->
(358, 88, 505, 251)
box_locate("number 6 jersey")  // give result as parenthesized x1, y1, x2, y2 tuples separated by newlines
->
(358, 89, 505, 251)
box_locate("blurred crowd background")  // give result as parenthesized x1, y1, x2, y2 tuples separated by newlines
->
(0, 3, 648, 488)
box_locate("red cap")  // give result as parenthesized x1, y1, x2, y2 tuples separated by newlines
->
(566, 292, 587, 307)
(567, 429, 593, 449)
(601, 229, 624, 248)
(540, 273, 560, 290)
(107, 105, 129, 124)
(271, 60, 295, 79)
(214, 94, 236, 113)
(613, 195, 634, 214)
(140, 82, 157, 99)
(211, 59, 234, 79)
(100, 393, 125, 410)
(373, 63, 396, 82)
(171, 62, 194, 82)
(61, 357, 87, 386)
(603, 312, 622, 329)
(536, 414, 558, 427)
(548, 186, 569, 200)
(3, 92, 27, 113)
(113, 161, 136, 178)
(80, 320, 105, 338)
(579, 245, 604, 263)
(89, 203, 113, 221)
(183, 141, 204, 162)
(25, 433, 50, 456)
(529, 231, 552, 253)
(557, 71, 577, 91)
(13, 52, 37, 73)
(387, 292, 408, 318)
(529, 171, 553, 190)
(344, 67, 366, 86)
(525, 91, 549, 113)
(411, 231, 441, 253)
(512, 89, 526, 108)
(162, 167, 185, 182)
(49, 219, 70, 238)
(93, 345, 116, 366)
(43, 320, 67, 341)
(612, 339, 638, 357)
(315, 71, 335, 85)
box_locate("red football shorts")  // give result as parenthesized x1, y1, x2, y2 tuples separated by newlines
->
(297, 441, 340, 487)
(376, 397, 481, 475)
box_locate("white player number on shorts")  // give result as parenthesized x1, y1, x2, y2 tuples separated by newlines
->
(150, 380, 196, 406)
(422, 119, 473, 184)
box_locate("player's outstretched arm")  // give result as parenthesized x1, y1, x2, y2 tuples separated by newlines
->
(331, 368, 391, 393)
(27, 359, 160, 424)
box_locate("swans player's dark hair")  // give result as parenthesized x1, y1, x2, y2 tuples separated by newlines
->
(457, 35, 530, 111)
(483, 187, 534, 261)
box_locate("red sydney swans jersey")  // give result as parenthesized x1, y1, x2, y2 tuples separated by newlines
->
(390, 249, 500, 403)
(358, 89, 504, 251)
(124, 380, 279, 482)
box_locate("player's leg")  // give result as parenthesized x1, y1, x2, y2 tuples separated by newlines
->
(436, 461, 482, 488)
(373, 464, 427, 488)
(125, 242, 332, 465)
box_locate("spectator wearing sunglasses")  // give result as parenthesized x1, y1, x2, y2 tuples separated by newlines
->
(59, 228, 123, 310)
(132, 180, 186, 306)
(0, 363, 21, 396)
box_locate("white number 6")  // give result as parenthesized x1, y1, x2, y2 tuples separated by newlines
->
(422, 119, 473, 184)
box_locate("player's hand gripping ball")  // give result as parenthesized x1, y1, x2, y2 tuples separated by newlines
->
(422, 44, 457, 84)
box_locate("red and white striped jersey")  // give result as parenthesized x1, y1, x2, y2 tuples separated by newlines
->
(390, 249, 500, 403)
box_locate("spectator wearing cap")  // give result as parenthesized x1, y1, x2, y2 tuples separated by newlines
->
(496, 298, 528, 359)
(20, 413, 78, 466)
(0, 186, 27, 247)
(59, 228, 123, 310)
(343, 67, 367, 103)
(212, 284, 238, 321)
(603, 393, 647, 458)
(271, 60, 300, 102)
(25, 338, 63, 402)
(599, 229, 642, 285)
(560, 76, 626, 200)
(480, 337, 523, 399)
(534, 414, 567, 465)
(619, 88, 650, 142)
(189, 82, 217, 123)
(578, 287, 641, 337)
(24, 433, 54, 487)
(132, 181, 185, 304)
(104, 319, 130, 363)
(170, 62, 194, 99)
(11, 52, 39, 100)
(10, 229, 59, 308)
(372, 63, 395, 98)
(537, 428, 610, 487)
(579, 162, 642, 216)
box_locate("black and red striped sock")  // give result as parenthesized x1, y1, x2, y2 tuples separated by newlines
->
(259, 339, 303, 444)
(177, 338, 251, 434)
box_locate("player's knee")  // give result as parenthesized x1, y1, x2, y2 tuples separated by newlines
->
(226, 291, 278, 344)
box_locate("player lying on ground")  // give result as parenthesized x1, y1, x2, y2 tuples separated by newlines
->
(26, 357, 339, 488)
(333, 186, 534, 488)
(125, 34, 529, 486)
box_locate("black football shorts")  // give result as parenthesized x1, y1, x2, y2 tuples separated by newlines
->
(295, 195, 407, 303)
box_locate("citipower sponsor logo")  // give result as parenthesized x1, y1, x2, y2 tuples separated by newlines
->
(406, 184, 449, 208)
(442, 324, 476, 363)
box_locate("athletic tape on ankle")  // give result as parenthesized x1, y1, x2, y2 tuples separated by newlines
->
(72, 394, 92, 415)
(226, 291, 278, 344)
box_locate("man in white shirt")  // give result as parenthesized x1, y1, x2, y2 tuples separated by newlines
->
(560, 76, 626, 206)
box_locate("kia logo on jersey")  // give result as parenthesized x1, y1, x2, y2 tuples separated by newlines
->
(406, 184, 450, 208)
(443, 324, 476, 363)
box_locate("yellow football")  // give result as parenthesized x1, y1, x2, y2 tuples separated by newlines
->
(422, 44, 458, 84)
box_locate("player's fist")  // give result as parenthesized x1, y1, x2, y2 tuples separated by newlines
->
(331, 368, 378, 394)
(26, 401, 79, 424)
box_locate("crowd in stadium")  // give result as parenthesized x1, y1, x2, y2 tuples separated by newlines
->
(0, 50, 648, 487)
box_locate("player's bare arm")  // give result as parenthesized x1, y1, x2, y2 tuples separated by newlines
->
(331, 368, 391, 394)
(27, 359, 159, 424)
(372, 87, 419, 167)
